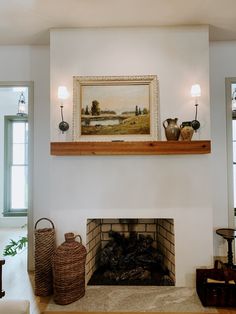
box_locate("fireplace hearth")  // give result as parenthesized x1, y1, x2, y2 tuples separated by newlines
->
(86, 218, 175, 286)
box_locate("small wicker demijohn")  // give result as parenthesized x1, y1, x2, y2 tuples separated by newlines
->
(52, 232, 87, 305)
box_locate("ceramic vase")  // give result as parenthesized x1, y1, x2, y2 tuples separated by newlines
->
(163, 118, 180, 141)
(180, 121, 194, 141)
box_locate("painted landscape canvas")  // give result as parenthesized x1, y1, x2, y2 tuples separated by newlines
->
(73, 76, 159, 141)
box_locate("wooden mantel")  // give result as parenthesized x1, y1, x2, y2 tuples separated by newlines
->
(50, 140, 211, 156)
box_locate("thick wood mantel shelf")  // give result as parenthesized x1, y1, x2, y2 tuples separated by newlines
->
(50, 140, 211, 156)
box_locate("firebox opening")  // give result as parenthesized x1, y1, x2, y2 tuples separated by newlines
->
(86, 219, 175, 286)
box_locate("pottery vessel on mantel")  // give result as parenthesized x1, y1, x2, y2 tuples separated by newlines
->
(163, 118, 180, 141)
(180, 121, 194, 141)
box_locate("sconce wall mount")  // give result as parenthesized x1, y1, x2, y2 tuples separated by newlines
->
(59, 105, 69, 132)
(58, 86, 69, 133)
(191, 84, 201, 132)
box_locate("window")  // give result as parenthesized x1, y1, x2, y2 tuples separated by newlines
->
(4, 116, 28, 216)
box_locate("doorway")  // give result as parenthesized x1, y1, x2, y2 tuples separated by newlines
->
(0, 82, 33, 269)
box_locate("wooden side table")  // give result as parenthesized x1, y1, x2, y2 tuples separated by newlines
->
(216, 228, 236, 268)
(0, 259, 5, 298)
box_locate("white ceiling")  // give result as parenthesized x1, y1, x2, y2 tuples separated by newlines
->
(1, 0, 236, 45)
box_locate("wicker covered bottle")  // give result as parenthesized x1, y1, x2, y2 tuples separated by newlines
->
(52, 232, 87, 305)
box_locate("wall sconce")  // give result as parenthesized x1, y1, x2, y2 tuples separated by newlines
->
(58, 86, 69, 133)
(17, 92, 27, 116)
(191, 84, 201, 131)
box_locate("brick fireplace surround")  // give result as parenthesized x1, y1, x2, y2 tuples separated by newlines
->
(86, 218, 175, 284)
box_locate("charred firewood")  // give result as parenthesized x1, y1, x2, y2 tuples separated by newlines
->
(90, 230, 171, 286)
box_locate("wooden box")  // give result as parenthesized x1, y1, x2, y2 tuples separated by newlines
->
(196, 267, 236, 307)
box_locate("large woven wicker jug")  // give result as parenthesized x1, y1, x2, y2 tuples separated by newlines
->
(53, 232, 87, 305)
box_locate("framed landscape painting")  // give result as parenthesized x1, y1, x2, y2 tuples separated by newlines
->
(73, 75, 159, 142)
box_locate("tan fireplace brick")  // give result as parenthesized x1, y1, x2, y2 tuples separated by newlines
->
(94, 232, 100, 242)
(89, 239, 96, 250)
(95, 235, 100, 245)
(138, 219, 155, 223)
(165, 259, 172, 270)
(101, 224, 111, 232)
(166, 232, 174, 244)
(88, 220, 96, 232)
(158, 233, 165, 244)
(169, 254, 175, 264)
(132, 224, 146, 232)
(91, 257, 95, 268)
(87, 252, 92, 263)
(146, 224, 157, 232)
(112, 223, 129, 232)
(170, 244, 175, 254)
(86, 270, 92, 282)
(171, 264, 175, 274)
(93, 226, 100, 237)
(87, 232, 93, 244)
(101, 219, 120, 224)
(165, 250, 174, 263)
(159, 226, 167, 238)
(101, 232, 111, 241)
(163, 220, 171, 232)
(92, 245, 100, 257)
(164, 239, 171, 250)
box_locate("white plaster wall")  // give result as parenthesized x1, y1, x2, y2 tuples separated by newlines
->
(50, 27, 213, 286)
(50, 27, 210, 141)
(0, 46, 50, 268)
(210, 41, 236, 257)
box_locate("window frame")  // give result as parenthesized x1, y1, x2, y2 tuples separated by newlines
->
(4, 115, 28, 217)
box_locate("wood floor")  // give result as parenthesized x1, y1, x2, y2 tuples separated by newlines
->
(1, 228, 236, 314)
(42, 310, 236, 314)
(0, 228, 45, 314)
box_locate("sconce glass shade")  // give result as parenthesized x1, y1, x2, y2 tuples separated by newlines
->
(58, 86, 69, 100)
(191, 84, 201, 98)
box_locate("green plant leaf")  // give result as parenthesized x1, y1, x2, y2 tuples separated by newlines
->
(3, 236, 28, 257)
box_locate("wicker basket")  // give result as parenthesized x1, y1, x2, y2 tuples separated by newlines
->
(52, 232, 87, 305)
(34, 218, 56, 296)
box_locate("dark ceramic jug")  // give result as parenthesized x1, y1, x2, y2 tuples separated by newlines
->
(163, 118, 180, 141)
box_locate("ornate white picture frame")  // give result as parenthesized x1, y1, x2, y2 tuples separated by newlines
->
(73, 75, 159, 142)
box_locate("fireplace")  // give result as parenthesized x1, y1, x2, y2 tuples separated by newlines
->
(86, 219, 175, 286)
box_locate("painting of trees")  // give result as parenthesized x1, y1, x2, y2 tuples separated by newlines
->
(91, 100, 101, 116)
